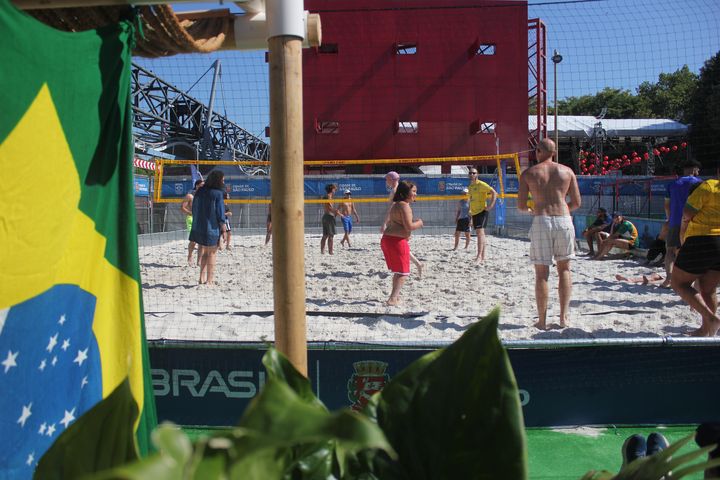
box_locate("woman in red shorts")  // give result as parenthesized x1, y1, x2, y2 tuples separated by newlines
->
(671, 176, 720, 336)
(381, 181, 423, 305)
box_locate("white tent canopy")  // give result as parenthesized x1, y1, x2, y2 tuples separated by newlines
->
(530, 115, 688, 138)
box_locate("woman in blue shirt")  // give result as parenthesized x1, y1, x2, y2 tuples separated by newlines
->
(189, 170, 227, 285)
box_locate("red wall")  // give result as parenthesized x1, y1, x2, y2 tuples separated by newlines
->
(302, 0, 529, 164)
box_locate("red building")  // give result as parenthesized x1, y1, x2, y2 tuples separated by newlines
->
(303, 0, 529, 172)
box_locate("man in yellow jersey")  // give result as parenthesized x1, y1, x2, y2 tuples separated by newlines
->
(671, 176, 720, 337)
(467, 167, 497, 262)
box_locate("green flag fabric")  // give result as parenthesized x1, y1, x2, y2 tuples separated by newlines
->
(0, 1, 156, 477)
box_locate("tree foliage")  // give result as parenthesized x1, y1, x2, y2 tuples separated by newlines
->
(687, 50, 720, 168)
(551, 66, 699, 122)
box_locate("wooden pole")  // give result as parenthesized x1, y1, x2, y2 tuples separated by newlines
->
(268, 35, 307, 376)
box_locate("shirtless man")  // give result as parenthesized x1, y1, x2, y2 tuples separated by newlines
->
(339, 189, 360, 248)
(181, 179, 204, 266)
(518, 139, 581, 329)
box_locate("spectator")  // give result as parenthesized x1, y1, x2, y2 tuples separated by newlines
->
(593, 213, 639, 260)
(581, 207, 611, 256)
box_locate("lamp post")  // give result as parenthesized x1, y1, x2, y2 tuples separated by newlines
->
(551, 49, 563, 162)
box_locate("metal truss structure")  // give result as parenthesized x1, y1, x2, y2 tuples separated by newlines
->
(131, 63, 270, 162)
(528, 18, 547, 154)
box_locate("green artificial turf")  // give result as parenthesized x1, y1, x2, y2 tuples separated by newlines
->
(182, 425, 706, 479)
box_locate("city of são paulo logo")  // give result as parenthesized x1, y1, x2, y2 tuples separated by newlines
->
(347, 360, 390, 411)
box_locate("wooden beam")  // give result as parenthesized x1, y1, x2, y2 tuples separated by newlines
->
(268, 35, 308, 376)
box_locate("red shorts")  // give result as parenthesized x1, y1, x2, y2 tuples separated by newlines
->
(381, 235, 410, 275)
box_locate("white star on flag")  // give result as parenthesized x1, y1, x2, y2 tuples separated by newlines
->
(46, 424, 56, 437)
(38, 359, 46, 371)
(2, 350, 18, 373)
(17, 403, 32, 427)
(73, 348, 88, 366)
(51, 356, 58, 367)
(46, 333, 58, 353)
(81, 376, 88, 389)
(26, 452, 34, 466)
(38, 423, 46, 435)
(60, 408, 76, 429)
(61, 339, 70, 351)
(58, 314, 66, 325)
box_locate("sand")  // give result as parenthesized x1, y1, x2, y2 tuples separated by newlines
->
(139, 233, 702, 343)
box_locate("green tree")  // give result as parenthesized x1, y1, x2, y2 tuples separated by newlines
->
(687, 51, 720, 168)
(636, 65, 698, 123)
(556, 87, 645, 118)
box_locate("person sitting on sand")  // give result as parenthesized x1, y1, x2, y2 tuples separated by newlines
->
(593, 213, 639, 260)
(380, 181, 423, 306)
(671, 176, 720, 337)
(581, 207, 611, 256)
(453, 188, 471, 251)
(339, 189, 360, 248)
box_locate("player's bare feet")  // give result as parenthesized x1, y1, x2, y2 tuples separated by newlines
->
(533, 321, 548, 330)
(559, 318, 568, 328)
(615, 274, 629, 281)
(385, 297, 401, 306)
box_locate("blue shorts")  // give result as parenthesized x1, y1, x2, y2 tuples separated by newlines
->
(342, 215, 353, 232)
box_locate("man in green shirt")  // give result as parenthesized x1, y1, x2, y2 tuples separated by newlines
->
(593, 213, 639, 260)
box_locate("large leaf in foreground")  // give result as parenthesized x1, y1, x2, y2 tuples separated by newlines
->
(35, 379, 139, 480)
(374, 308, 527, 480)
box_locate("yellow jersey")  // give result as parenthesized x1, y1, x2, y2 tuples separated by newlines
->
(685, 179, 720, 237)
(468, 180, 495, 215)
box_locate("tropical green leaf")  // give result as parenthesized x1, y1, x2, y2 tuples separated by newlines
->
(262, 347, 326, 409)
(373, 308, 527, 480)
(580, 435, 720, 480)
(34, 378, 139, 480)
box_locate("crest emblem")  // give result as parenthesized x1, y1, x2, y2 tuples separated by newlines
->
(347, 361, 390, 411)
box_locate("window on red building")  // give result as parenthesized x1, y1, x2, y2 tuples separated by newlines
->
(476, 43, 496, 55)
(397, 121, 419, 134)
(317, 43, 338, 54)
(471, 121, 496, 134)
(316, 120, 340, 134)
(395, 42, 418, 55)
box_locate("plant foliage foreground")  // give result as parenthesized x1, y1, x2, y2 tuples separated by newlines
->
(33, 309, 719, 479)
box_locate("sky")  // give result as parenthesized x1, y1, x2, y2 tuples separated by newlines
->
(135, 0, 720, 138)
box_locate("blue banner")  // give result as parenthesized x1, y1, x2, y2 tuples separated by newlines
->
(158, 175, 676, 199)
(149, 343, 720, 428)
(134, 176, 150, 197)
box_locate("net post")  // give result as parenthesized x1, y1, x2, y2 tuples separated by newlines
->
(268, 32, 308, 377)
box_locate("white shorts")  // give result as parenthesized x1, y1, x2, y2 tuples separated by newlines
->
(529, 215, 576, 265)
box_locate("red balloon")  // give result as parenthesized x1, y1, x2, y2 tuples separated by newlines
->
(602, 161, 609, 166)
(622, 155, 628, 160)
(643, 152, 649, 160)
(681, 142, 687, 148)
(632, 151, 638, 157)
(653, 149, 661, 156)
(589, 164, 596, 170)
(632, 157, 641, 163)
(672, 145, 678, 151)
(603, 155, 609, 161)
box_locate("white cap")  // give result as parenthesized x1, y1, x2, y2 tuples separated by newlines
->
(462, 188, 469, 193)
(344, 189, 351, 194)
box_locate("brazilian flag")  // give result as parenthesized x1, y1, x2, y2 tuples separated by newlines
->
(0, 1, 156, 477)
